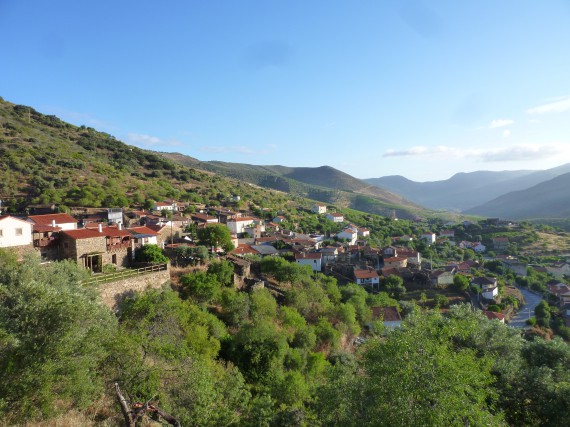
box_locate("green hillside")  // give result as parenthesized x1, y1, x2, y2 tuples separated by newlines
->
(464, 172, 570, 219)
(0, 98, 291, 213)
(162, 154, 426, 219)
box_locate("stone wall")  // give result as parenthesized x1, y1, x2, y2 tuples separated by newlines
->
(97, 268, 171, 309)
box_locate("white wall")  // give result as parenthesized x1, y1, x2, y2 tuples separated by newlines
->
(0, 217, 33, 248)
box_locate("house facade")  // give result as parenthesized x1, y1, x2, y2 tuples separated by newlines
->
(28, 213, 77, 231)
(295, 252, 322, 272)
(354, 267, 380, 287)
(59, 225, 131, 272)
(227, 217, 259, 234)
(0, 216, 33, 251)
(311, 204, 327, 214)
(325, 212, 344, 223)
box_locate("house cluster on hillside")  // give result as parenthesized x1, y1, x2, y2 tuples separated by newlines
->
(0, 211, 165, 272)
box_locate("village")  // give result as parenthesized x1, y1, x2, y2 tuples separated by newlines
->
(1, 197, 569, 336)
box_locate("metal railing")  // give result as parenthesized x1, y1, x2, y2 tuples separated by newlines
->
(82, 263, 168, 286)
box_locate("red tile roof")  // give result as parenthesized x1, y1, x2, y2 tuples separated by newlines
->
(371, 306, 402, 322)
(295, 252, 322, 260)
(28, 213, 77, 225)
(482, 311, 505, 321)
(62, 226, 131, 240)
(354, 269, 379, 279)
(61, 229, 102, 240)
(384, 256, 407, 263)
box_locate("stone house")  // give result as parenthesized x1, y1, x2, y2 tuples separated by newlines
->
(59, 225, 131, 272)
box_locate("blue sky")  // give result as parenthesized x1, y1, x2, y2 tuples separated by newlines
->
(1, 1, 570, 181)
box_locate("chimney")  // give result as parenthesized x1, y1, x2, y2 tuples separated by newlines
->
(52, 220, 56, 227)
(118, 223, 122, 230)
(98, 223, 103, 233)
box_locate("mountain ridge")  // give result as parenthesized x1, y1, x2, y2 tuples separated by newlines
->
(364, 165, 570, 212)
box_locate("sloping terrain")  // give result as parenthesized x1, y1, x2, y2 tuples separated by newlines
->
(162, 154, 427, 219)
(365, 165, 570, 211)
(464, 172, 570, 219)
(0, 98, 288, 212)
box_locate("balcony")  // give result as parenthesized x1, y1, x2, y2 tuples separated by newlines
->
(34, 237, 57, 248)
(106, 242, 131, 252)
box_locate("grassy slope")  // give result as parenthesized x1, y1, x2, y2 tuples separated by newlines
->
(0, 98, 291, 212)
(162, 154, 428, 219)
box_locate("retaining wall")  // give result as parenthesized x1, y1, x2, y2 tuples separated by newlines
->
(97, 268, 171, 309)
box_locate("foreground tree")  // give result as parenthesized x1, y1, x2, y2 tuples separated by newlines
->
(0, 254, 116, 422)
(197, 224, 234, 252)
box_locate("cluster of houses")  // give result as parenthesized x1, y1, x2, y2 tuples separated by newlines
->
(2, 201, 570, 328)
(0, 211, 162, 272)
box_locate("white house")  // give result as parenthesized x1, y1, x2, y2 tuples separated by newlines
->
(421, 232, 436, 245)
(358, 227, 370, 238)
(127, 226, 159, 246)
(226, 217, 259, 234)
(354, 267, 380, 287)
(325, 212, 344, 223)
(28, 213, 77, 231)
(0, 215, 33, 248)
(311, 203, 327, 214)
(482, 285, 499, 300)
(153, 201, 175, 211)
(337, 229, 358, 245)
(295, 252, 322, 272)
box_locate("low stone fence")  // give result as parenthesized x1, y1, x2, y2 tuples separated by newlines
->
(83, 264, 171, 309)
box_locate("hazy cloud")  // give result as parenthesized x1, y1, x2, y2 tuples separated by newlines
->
(383, 143, 570, 162)
(489, 119, 513, 129)
(502, 129, 511, 138)
(126, 133, 183, 147)
(199, 144, 277, 155)
(526, 96, 570, 114)
(479, 143, 569, 162)
(383, 145, 455, 157)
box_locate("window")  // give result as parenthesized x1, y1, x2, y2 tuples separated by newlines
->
(15, 228, 23, 236)
(0, 229, 3, 237)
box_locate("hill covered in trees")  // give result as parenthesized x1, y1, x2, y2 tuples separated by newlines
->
(1, 251, 569, 426)
(0, 97, 301, 215)
(162, 155, 426, 219)
(0, 96, 428, 220)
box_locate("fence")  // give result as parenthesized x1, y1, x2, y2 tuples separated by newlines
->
(82, 263, 168, 286)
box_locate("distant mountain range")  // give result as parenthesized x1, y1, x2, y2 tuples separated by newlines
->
(464, 172, 570, 219)
(161, 153, 427, 219)
(364, 164, 570, 218)
(3, 95, 567, 221)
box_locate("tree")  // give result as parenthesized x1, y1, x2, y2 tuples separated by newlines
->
(0, 257, 116, 421)
(316, 310, 504, 426)
(207, 260, 234, 287)
(135, 244, 169, 264)
(453, 274, 470, 291)
(384, 275, 406, 299)
(179, 271, 221, 304)
(197, 224, 234, 252)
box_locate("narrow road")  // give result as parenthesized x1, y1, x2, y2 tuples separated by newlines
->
(508, 287, 544, 328)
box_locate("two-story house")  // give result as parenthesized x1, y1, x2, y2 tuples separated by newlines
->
(295, 252, 322, 272)
(59, 224, 131, 272)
